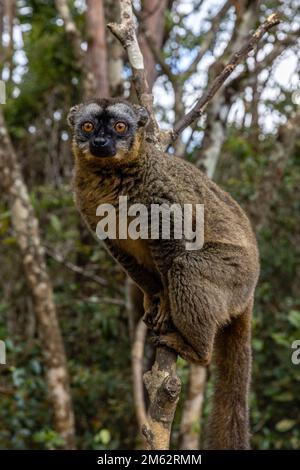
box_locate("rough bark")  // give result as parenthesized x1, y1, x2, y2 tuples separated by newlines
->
(127, 4, 171, 433)
(143, 347, 181, 449)
(0, 110, 76, 449)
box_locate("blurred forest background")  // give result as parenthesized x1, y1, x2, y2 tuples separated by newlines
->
(0, 0, 300, 450)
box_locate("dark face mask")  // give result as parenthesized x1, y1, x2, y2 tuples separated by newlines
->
(89, 134, 117, 158)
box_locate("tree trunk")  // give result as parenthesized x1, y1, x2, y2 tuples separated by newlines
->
(0, 1, 4, 68)
(105, 0, 124, 96)
(179, 365, 207, 449)
(86, 0, 110, 97)
(139, 0, 169, 90)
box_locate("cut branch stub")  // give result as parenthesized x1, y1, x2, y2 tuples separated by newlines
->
(142, 346, 181, 450)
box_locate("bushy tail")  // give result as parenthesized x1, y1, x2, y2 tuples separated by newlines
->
(205, 302, 252, 449)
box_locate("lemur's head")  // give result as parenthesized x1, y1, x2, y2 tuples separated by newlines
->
(67, 98, 149, 167)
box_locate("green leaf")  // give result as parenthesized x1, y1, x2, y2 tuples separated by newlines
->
(288, 310, 300, 329)
(94, 429, 111, 445)
(275, 420, 296, 432)
(253, 338, 264, 351)
(274, 392, 293, 402)
(49, 214, 61, 232)
(271, 333, 290, 347)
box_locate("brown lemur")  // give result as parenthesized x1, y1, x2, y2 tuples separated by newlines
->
(68, 97, 260, 450)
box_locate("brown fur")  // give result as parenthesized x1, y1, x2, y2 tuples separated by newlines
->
(70, 100, 260, 449)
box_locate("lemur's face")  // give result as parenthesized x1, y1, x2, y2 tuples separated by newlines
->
(68, 99, 149, 160)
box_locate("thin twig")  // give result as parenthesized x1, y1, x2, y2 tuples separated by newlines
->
(182, 0, 232, 81)
(171, 13, 281, 141)
(45, 246, 109, 287)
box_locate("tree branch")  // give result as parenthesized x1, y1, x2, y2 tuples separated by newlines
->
(171, 12, 280, 141)
(107, 0, 159, 135)
(142, 346, 181, 449)
(224, 28, 300, 104)
(44, 245, 109, 287)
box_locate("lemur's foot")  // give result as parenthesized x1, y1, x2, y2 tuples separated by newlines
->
(143, 294, 160, 328)
(152, 332, 212, 365)
(143, 294, 171, 334)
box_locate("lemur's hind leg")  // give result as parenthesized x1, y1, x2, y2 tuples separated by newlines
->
(162, 254, 230, 364)
(143, 289, 211, 363)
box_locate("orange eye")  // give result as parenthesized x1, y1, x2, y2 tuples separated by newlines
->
(82, 122, 94, 133)
(114, 121, 127, 134)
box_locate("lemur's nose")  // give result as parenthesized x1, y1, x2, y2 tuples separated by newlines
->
(94, 136, 108, 147)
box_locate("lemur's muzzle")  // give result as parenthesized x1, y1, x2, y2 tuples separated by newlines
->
(90, 136, 116, 158)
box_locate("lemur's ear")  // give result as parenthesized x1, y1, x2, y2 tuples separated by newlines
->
(67, 104, 82, 128)
(133, 105, 149, 127)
